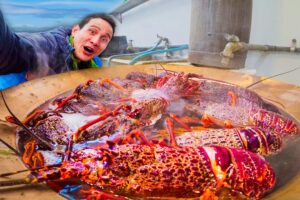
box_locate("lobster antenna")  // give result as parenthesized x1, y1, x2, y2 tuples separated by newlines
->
(246, 67, 300, 89)
(154, 63, 165, 76)
(263, 96, 286, 109)
(0, 90, 54, 150)
(156, 63, 178, 75)
(0, 138, 20, 156)
(0, 169, 31, 178)
(0, 178, 33, 187)
(0, 163, 61, 178)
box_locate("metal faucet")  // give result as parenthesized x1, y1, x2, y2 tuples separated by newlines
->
(156, 34, 171, 57)
(156, 34, 169, 46)
(221, 40, 245, 58)
(208, 32, 299, 59)
(126, 39, 135, 52)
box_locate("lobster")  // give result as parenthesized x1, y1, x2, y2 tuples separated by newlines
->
(175, 126, 282, 156)
(155, 72, 202, 100)
(154, 72, 298, 137)
(53, 76, 145, 115)
(186, 103, 299, 136)
(0, 144, 276, 199)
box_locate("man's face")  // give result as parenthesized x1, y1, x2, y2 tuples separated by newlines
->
(71, 18, 113, 61)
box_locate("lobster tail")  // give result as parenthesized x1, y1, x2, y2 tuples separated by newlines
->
(204, 146, 276, 198)
(250, 108, 299, 136)
(230, 148, 276, 197)
(238, 127, 282, 155)
(175, 127, 282, 155)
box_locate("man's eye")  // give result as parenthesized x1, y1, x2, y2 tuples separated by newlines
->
(90, 29, 97, 35)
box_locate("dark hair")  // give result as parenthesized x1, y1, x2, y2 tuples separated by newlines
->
(78, 13, 116, 35)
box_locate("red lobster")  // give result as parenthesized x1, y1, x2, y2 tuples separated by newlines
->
(195, 105, 299, 136)
(175, 126, 282, 155)
(0, 144, 276, 199)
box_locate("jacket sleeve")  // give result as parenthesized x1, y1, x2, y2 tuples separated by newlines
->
(0, 9, 29, 74)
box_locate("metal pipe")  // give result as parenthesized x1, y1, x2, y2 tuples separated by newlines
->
(128, 44, 188, 65)
(223, 35, 299, 58)
(106, 42, 160, 66)
(106, 34, 168, 66)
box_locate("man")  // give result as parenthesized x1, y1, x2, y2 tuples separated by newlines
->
(0, 9, 115, 89)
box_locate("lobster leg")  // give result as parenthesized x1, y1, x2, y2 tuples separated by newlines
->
(200, 113, 215, 127)
(5, 109, 44, 125)
(31, 151, 45, 168)
(114, 129, 150, 145)
(198, 91, 237, 128)
(22, 141, 37, 166)
(54, 79, 95, 110)
(100, 78, 126, 92)
(73, 104, 131, 142)
(169, 113, 192, 132)
(156, 76, 169, 88)
(22, 141, 48, 168)
(166, 113, 194, 147)
(165, 117, 177, 146)
(201, 113, 234, 128)
(55, 94, 78, 111)
(97, 103, 108, 114)
(227, 90, 237, 106)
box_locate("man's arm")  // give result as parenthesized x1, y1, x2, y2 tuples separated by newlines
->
(0, 9, 28, 74)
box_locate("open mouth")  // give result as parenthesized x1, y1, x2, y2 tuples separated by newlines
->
(83, 46, 95, 54)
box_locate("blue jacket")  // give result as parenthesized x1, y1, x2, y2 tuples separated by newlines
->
(0, 10, 102, 90)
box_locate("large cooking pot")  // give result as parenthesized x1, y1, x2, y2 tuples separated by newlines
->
(0, 65, 299, 199)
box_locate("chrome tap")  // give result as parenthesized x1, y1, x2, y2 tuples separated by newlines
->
(156, 34, 170, 57)
(207, 32, 245, 59)
(208, 32, 300, 60)
(126, 39, 135, 52)
(156, 34, 169, 46)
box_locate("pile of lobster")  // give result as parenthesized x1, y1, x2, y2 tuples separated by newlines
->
(1, 70, 299, 199)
